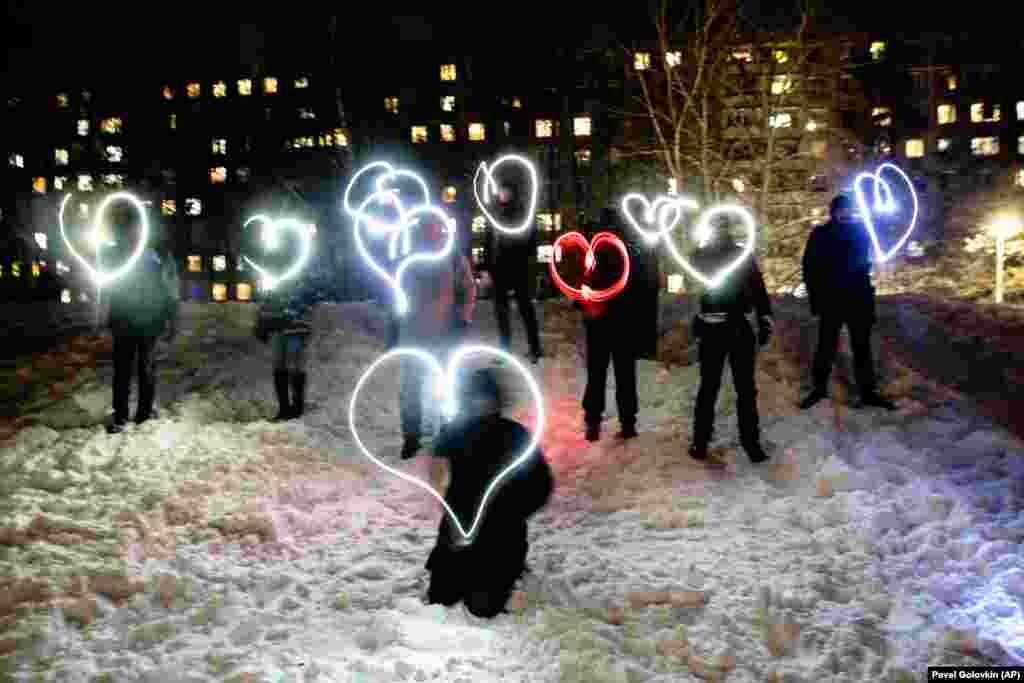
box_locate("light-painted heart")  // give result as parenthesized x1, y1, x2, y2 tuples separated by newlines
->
(59, 191, 149, 287)
(473, 154, 539, 235)
(348, 344, 544, 543)
(621, 194, 699, 246)
(663, 204, 757, 289)
(853, 162, 919, 263)
(241, 215, 314, 290)
(549, 231, 631, 303)
(343, 162, 431, 246)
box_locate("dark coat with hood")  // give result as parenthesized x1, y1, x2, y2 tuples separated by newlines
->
(690, 238, 772, 324)
(107, 248, 176, 338)
(801, 217, 874, 320)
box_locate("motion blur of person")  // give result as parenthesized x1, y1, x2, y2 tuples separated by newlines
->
(481, 182, 543, 364)
(425, 367, 553, 618)
(688, 217, 774, 465)
(799, 194, 895, 411)
(106, 237, 177, 434)
(579, 208, 640, 442)
(397, 220, 477, 459)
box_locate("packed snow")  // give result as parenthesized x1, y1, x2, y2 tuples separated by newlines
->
(1, 296, 1022, 682)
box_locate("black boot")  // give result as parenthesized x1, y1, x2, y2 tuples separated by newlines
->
(585, 422, 601, 442)
(272, 371, 291, 421)
(618, 421, 638, 439)
(289, 372, 306, 419)
(689, 443, 726, 468)
(743, 440, 770, 464)
(861, 392, 895, 410)
(106, 417, 128, 434)
(401, 434, 421, 460)
(799, 388, 828, 410)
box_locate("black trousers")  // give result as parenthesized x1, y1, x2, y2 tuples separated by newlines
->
(426, 530, 527, 618)
(112, 333, 159, 422)
(812, 314, 876, 396)
(582, 319, 638, 427)
(492, 262, 540, 355)
(693, 319, 759, 448)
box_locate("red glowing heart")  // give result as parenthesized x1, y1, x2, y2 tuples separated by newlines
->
(548, 231, 630, 303)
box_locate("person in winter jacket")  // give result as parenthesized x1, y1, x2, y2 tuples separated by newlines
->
(688, 218, 774, 465)
(481, 183, 543, 363)
(578, 209, 640, 442)
(426, 367, 553, 618)
(106, 242, 177, 434)
(398, 220, 477, 459)
(799, 194, 895, 411)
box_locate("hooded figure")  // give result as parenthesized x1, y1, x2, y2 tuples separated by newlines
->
(687, 217, 773, 465)
(481, 183, 543, 363)
(425, 367, 553, 618)
(799, 194, 895, 410)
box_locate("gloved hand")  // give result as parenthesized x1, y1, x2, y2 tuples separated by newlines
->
(757, 316, 774, 347)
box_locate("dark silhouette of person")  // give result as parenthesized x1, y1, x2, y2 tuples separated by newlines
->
(799, 194, 895, 410)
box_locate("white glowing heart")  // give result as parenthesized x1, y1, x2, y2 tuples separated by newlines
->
(853, 163, 919, 263)
(621, 193, 699, 245)
(663, 204, 757, 289)
(473, 154, 539, 235)
(59, 192, 149, 287)
(241, 215, 314, 290)
(349, 344, 544, 543)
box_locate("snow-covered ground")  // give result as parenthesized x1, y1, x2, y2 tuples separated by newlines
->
(1, 296, 1022, 682)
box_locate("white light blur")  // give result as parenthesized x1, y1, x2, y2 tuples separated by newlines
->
(348, 344, 544, 543)
(59, 191, 149, 287)
(472, 154, 539, 235)
(853, 162, 919, 262)
(663, 204, 757, 289)
(241, 215, 314, 290)
(988, 215, 1023, 241)
(621, 193, 699, 246)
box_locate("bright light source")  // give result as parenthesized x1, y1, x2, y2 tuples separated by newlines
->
(852, 163, 919, 262)
(621, 194, 698, 246)
(473, 154, 539, 235)
(549, 231, 631, 303)
(59, 191, 150, 287)
(662, 204, 757, 289)
(667, 274, 684, 293)
(988, 215, 1023, 241)
(34, 233, 47, 250)
(242, 215, 314, 290)
(61, 289, 71, 304)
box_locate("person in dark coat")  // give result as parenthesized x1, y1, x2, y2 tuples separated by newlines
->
(687, 218, 774, 465)
(799, 194, 895, 410)
(579, 208, 640, 442)
(106, 243, 177, 434)
(481, 183, 543, 363)
(426, 367, 553, 618)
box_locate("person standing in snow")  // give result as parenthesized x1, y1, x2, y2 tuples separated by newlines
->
(425, 367, 553, 618)
(397, 220, 477, 459)
(688, 217, 774, 465)
(481, 182, 543, 364)
(799, 194, 895, 411)
(579, 208, 640, 442)
(106, 236, 177, 434)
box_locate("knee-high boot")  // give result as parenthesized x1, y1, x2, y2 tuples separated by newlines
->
(289, 372, 306, 419)
(272, 371, 291, 421)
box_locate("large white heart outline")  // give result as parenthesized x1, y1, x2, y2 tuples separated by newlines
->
(348, 344, 544, 543)
(343, 162, 431, 244)
(241, 215, 314, 290)
(472, 154, 539, 235)
(59, 192, 149, 288)
(352, 193, 455, 315)
(852, 163, 919, 263)
(663, 203, 757, 290)
(621, 193, 699, 246)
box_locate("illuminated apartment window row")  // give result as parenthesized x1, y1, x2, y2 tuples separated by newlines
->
(163, 76, 309, 100)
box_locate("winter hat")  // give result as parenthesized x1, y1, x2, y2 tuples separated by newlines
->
(830, 193, 854, 216)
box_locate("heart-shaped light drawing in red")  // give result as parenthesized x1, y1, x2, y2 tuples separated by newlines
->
(549, 231, 631, 303)
(852, 162, 919, 263)
(348, 344, 543, 544)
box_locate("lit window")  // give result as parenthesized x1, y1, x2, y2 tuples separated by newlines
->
(946, 75, 957, 91)
(77, 119, 89, 136)
(210, 167, 227, 184)
(472, 216, 486, 233)
(212, 138, 226, 155)
(161, 199, 176, 216)
(264, 77, 278, 94)
(186, 198, 202, 216)
(536, 245, 554, 263)
(54, 176, 66, 190)
(472, 247, 484, 265)
(55, 148, 69, 166)
(385, 96, 399, 113)
(34, 232, 47, 250)
(440, 124, 455, 142)
(411, 126, 428, 143)
(937, 138, 951, 152)
(443, 186, 456, 202)
(773, 49, 789, 64)
(32, 262, 40, 277)
(79, 203, 89, 217)
(106, 146, 123, 163)
(77, 175, 93, 192)
(937, 105, 956, 124)
(238, 79, 252, 95)
(535, 119, 554, 138)
(213, 255, 227, 272)
(294, 77, 309, 89)
(872, 107, 892, 126)
(440, 63, 457, 81)
(665, 51, 681, 67)
(1019, 136, 1024, 155)
(103, 174, 124, 187)
(169, 113, 176, 130)
(441, 95, 455, 112)
(187, 255, 202, 272)
(574, 116, 592, 136)
(299, 107, 316, 119)
(212, 283, 227, 301)
(575, 149, 591, 164)
(769, 112, 792, 128)
(512, 97, 522, 108)
(668, 177, 678, 195)
(236, 167, 250, 183)
(57, 93, 69, 108)
(771, 75, 793, 95)
(870, 41, 886, 60)
(634, 52, 651, 70)
(236, 283, 252, 301)
(61, 289, 71, 304)
(32, 177, 46, 194)
(971, 137, 999, 156)
(1016, 170, 1024, 188)
(468, 123, 486, 141)
(971, 102, 1001, 123)
(1017, 102, 1024, 121)
(334, 129, 348, 147)
(905, 139, 924, 158)
(11, 263, 20, 278)
(503, 121, 510, 136)
(187, 82, 200, 99)
(9, 154, 24, 168)
(101, 117, 122, 134)
(162, 86, 174, 100)
(537, 213, 555, 231)
(667, 274, 684, 294)
(732, 178, 745, 193)
(732, 49, 753, 62)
